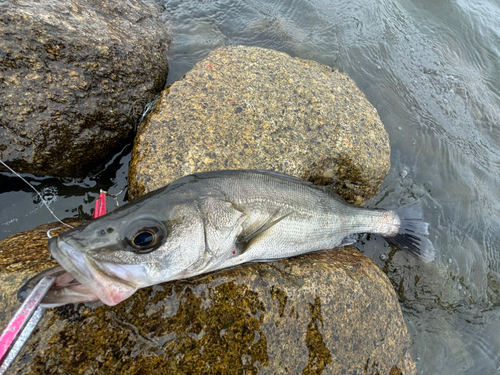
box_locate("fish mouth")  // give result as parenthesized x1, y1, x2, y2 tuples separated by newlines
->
(19, 237, 142, 307)
(18, 265, 100, 308)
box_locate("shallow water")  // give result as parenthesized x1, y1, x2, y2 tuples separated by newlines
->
(0, 145, 131, 240)
(1, 0, 500, 373)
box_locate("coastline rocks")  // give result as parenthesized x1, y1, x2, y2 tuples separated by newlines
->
(0, 0, 169, 176)
(0, 44, 406, 374)
(1, 223, 415, 374)
(129, 46, 390, 204)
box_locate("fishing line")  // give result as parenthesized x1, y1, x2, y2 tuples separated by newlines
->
(0, 159, 73, 229)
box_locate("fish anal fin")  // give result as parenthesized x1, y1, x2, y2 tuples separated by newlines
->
(339, 234, 357, 247)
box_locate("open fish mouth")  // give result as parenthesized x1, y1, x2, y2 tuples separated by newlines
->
(17, 265, 100, 308)
(18, 237, 142, 307)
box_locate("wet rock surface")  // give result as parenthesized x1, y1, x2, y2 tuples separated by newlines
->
(0, 0, 169, 176)
(128, 46, 390, 204)
(1, 222, 415, 375)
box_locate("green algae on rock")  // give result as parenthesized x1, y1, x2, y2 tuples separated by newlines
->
(0, 0, 169, 177)
(128, 46, 390, 204)
(3, 230, 415, 374)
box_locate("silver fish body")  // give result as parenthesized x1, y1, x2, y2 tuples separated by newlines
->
(20, 170, 435, 306)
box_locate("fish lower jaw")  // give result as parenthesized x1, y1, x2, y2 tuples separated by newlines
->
(49, 238, 138, 306)
(69, 263, 139, 306)
(97, 288, 134, 306)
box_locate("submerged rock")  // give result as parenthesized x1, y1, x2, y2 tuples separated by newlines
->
(128, 46, 390, 204)
(2, 222, 415, 374)
(0, 0, 169, 176)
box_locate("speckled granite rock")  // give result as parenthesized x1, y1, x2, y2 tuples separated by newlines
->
(2, 222, 415, 375)
(0, 0, 169, 176)
(129, 46, 390, 204)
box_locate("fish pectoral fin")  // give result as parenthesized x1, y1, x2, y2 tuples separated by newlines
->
(237, 209, 293, 244)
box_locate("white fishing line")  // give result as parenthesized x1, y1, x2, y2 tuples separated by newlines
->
(0, 159, 73, 229)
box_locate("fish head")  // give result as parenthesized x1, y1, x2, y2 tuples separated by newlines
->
(20, 192, 206, 307)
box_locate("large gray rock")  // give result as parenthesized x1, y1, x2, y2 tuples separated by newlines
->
(0, 0, 169, 176)
(128, 46, 390, 204)
(1, 222, 415, 375)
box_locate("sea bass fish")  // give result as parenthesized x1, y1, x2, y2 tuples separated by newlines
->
(20, 170, 435, 307)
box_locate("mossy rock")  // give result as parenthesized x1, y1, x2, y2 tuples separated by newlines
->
(128, 46, 390, 204)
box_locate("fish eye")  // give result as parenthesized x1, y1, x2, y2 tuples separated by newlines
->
(132, 230, 156, 248)
(124, 218, 166, 254)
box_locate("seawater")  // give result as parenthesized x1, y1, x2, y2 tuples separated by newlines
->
(1, 0, 500, 373)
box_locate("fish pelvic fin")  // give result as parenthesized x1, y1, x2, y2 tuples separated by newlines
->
(384, 201, 436, 262)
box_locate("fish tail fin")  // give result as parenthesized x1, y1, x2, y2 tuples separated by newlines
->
(384, 201, 435, 262)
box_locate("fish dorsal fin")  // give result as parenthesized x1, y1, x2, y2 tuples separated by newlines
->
(182, 169, 315, 186)
(237, 208, 293, 244)
(320, 183, 347, 202)
(252, 170, 314, 185)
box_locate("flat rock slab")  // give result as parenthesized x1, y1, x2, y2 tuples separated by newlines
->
(129, 46, 390, 204)
(1, 222, 415, 374)
(0, 0, 169, 176)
